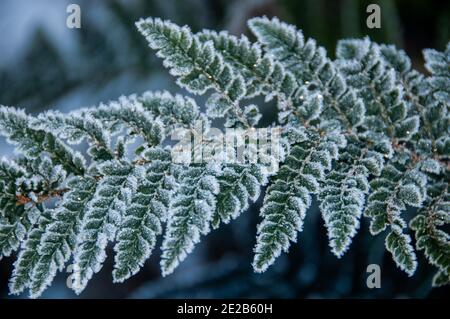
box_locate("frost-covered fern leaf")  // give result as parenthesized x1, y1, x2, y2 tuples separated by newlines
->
(0, 158, 40, 259)
(379, 44, 449, 161)
(379, 44, 437, 146)
(212, 163, 268, 228)
(424, 43, 450, 105)
(248, 16, 314, 85)
(79, 91, 202, 145)
(365, 153, 427, 276)
(319, 134, 387, 257)
(113, 147, 175, 282)
(72, 160, 141, 293)
(137, 18, 255, 127)
(375, 43, 449, 279)
(378, 45, 430, 113)
(161, 164, 219, 276)
(410, 183, 450, 286)
(0, 157, 26, 218)
(197, 30, 265, 98)
(139, 91, 203, 131)
(3, 157, 68, 213)
(1, 16, 450, 297)
(0, 107, 85, 175)
(87, 95, 164, 147)
(27, 176, 97, 298)
(9, 206, 51, 295)
(384, 230, 417, 277)
(248, 17, 365, 129)
(366, 158, 427, 232)
(422, 44, 450, 159)
(32, 111, 113, 161)
(432, 269, 450, 287)
(0, 205, 39, 261)
(336, 39, 419, 141)
(198, 30, 324, 125)
(253, 126, 346, 272)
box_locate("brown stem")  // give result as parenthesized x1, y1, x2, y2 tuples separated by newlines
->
(16, 188, 69, 205)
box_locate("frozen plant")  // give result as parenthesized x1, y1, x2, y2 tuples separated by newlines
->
(0, 17, 448, 298)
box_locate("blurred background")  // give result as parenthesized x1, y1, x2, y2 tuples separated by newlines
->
(0, 0, 449, 298)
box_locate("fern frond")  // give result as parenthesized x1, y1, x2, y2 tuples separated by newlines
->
(385, 230, 417, 276)
(336, 38, 419, 141)
(0, 158, 40, 259)
(379, 44, 449, 162)
(199, 30, 330, 126)
(32, 111, 114, 161)
(410, 183, 450, 286)
(0, 107, 85, 175)
(364, 153, 426, 275)
(423, 43, 450, 105)
(432, 270, 450, 287)
(28, 176, 97, 298)
(72, 160, 140, 293)
(0, 16, 449, 297)
(319, 134, 387, 257)
(137, 18, 254, 127)
(9, 207, 51, 295)
(197, 30, 265, 98)
(113, 147, 174, 282)
(248, 17, 365, 129)
(88, 95, 164, 146)
(253, 126, 346, 272)
(0, 158, 26, 217)
(161, 164, 219, 276)
(1, 206, 39, 260)
(212, 163, 268, 228)
(139, 91, 203, 130)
